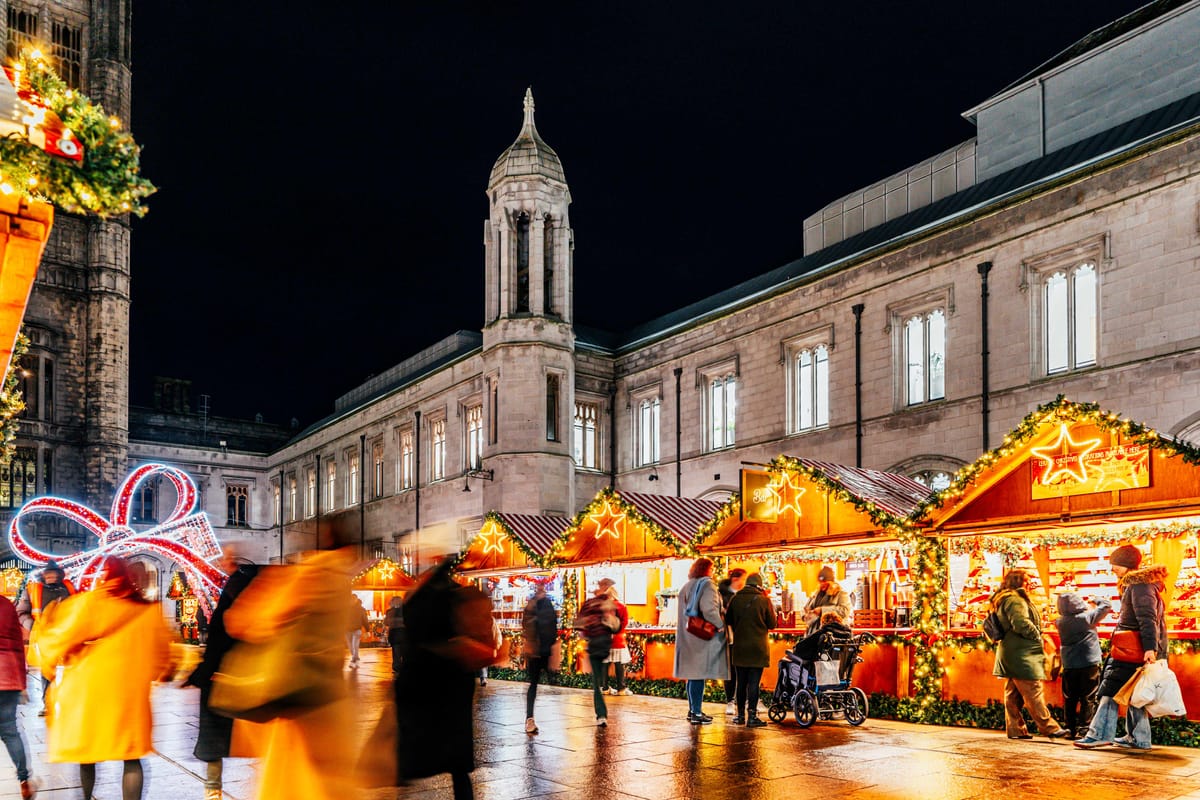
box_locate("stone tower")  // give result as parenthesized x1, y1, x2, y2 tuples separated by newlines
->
(480, 89, 576, 516)
(1, 0, 131, 543)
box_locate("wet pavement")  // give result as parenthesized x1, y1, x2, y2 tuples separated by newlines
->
(2, 649, 1200, 798)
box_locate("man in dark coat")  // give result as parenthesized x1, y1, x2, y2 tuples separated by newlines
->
(184, 544, 259, 800)
(16, 559, 75, 716)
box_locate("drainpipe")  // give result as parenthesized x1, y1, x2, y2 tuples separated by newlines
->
(359, 434, 367, 558)
(278, 468, 285, 564)
(414, 410, 421, 573)
(314, 453, 321, 551)
(608, 383, 617, 490)
(978, 261, 992, 451)
(852, 304, 865, 467)
(673, 367, 683, 497)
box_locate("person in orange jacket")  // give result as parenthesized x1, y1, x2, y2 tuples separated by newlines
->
(15, 560, 76, 717)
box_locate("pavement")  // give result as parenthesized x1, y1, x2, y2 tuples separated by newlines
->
(3, 650, 1200, 799)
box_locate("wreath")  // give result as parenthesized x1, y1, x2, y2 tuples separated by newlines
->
(0, 49, 154, 218)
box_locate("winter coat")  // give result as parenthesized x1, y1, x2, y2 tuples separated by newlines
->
(35, 586, 172, 762)
(348, 600, 369, 633)
(186, 562, 260, 762)
(610, 599, 629, 650)
(725, 585, 777, 668)
(1054, 593, 1111, 669)
(16, 579, 74, 632)
(0, 596, 25, 691)
(522, 596, 558, 658)
(576, 596, 616, 657)
(803, 585, 852, 634)
(673, 577, 729, 680)
(1098, 564, 1169, 698)
(990, 588, 1046, 681)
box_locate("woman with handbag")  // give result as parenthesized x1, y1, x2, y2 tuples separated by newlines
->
(34, 556, 172, 800)
(1076, 545, 1167, 751)
(673, 558, 728, 725)
(989, 569, 1071, 740)
(576, 584, 619, 726)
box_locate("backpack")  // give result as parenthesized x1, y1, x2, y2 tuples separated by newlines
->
(982, 609, 1005, 643)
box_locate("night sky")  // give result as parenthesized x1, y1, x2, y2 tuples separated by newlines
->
(128, 1, 1146, 427)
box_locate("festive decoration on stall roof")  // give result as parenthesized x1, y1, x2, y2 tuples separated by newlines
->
(1031, 423, 1102, 485)
(375, 559, 399, 581)
(692, 494, 741, 550)
(768, 470, 806, 517)
(736, 543, 915, 565)
(479, 519, 508, 555)
(0, 49, 154, 217)
(567, 488, 694, 557)
(0, 333, 29, 459)
(909, 535, 949, 720)
(8, 462, 226, 617)
(453, 511, 564, 571)
(588, 499, 627, 540)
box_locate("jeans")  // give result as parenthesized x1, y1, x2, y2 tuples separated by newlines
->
(0, 690, 28, 782)
(1061, 664, 1101, 735)
(387, 628, 404, 673)
(526, 656, 549, 719)
(589, 654, 608, 718)
(734, 666, 763, 718)
(346, 630, 362, 662)
(601, 662, 626, 692)
(686, 679, 705, 715)
(1087, 695, 1152, 747)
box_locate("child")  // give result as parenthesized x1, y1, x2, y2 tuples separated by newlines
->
(1054, 592, 1112, 739)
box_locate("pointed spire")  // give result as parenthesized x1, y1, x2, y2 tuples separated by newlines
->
(522, 87, 537, 136)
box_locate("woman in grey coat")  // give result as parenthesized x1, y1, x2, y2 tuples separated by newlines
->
(674, 558, 728, 725)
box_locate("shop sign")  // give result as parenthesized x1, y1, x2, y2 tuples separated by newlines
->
(741, 468, 779, 522)
(1030, 442, 1151, 499)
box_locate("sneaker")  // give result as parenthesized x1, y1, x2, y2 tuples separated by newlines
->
(746, 717, 767, 728)
(525, 717, 538, 735)
(597, 717, 607, 727)
(606, 687, 618, 695)
(725, 702, 736, 715)
(19, 778, 37, 799)
(36, 707, 45, 717)
(1073, 737, 1111, 749)
(1047, 728, 1072, 739)
(687, 712, 713, 725)
(731, 716, 745, 725)
(1113, 738, 1151, 751)
(619, 688, 633, 696)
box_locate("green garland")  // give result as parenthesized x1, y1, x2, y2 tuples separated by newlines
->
(909, 535, 949, 719)
(692, 494, 741, 550)
(0, 333, 29, 458)
(567, 487, 694, 557)
(0, 50, 154, 218)
(768, 455, 918, 536)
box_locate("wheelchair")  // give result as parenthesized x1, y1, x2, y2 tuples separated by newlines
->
(767, 631, 874, 727)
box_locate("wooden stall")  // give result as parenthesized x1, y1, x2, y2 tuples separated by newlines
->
(919, 398, 1200, 717)
(352, 557, 415, 644)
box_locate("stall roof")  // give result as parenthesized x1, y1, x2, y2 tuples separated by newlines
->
(615, 492, 727, 548)
(351, 557, 415, 590)
(492, 513, 573, 557)
(785, 458, 931, 519)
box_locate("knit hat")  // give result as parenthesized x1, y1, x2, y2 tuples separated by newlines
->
(817, 566, 836, 582)
(42, 560, 64, 579)
(1109, 545, 1142, 570)
(745, 573, 763, 587)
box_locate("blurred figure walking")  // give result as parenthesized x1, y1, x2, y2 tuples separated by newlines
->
(184, 544, 259, 800)
(385, 596, 406, 675)
(16, 560, 75, 716)
(346, 594, 368, 668)
(599, 580, 633, 696)
(576, 582, 618, 726)
(0, 593, 37, 798)
(35, 556, 172, 800)
(521, 583, 558, 735)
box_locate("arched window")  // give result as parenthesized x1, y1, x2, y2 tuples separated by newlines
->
(515, 212, 530, 312)
(543, 215, 555, 315)
(904, 309, 946, 405)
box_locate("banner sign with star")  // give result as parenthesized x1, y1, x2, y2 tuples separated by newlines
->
(740, 469, 779, 522)
(1029, 425, 1151, 499)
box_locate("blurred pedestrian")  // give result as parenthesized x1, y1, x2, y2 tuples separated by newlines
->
(184, 544, 259, 800)
(1054, 591, 1111, 738)
(16, 560, 76, 716)
(724, 572, 776, 727)
(521, 582, 558, 735)
(1076, 545, 1167, 751)
(600, 580, 632, 696)
(347, 594, 368, 669)
(0, 593, 37, 798)
(576, 583, 618, 726)
(384, 596, 405, 675)
(35, 556, 172, 800)
(397, 556, 485, 800)
(717, 568, 747, 715)
(989, 569, 1071, 740)
(223, 548, 357, 798)
(674, 557, 728, 725)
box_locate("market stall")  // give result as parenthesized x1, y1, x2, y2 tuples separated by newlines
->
(914, 397, 1200, 718)
(352, 557, 416, 644)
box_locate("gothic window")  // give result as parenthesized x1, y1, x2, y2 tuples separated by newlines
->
(488, 379, 499, 444)
(5, 8, 37, 62)
(636, 396, 661, 467)
(50, 19, 83, 88)
(543, 215, 555, 315)
(1045, 263, 1097, 374)
(515, 212, 530, 312)
(16, 353, 52, 423)
(288, 475, 298, 522)
(372, 441, 385, 499)
(904, 309, 946, 405)
(305, 468, 316, 517)
(573, 402, 599, 470)
(131, 477, 156, 523)
(465, 405, 483, 470)
(431, 418, 447, 481)
(0, 448, 37, 510)
(348, 454, 360, 504)
(273, 482, 281, 525)
(226, 484, 248, 527)
(326, 460, 337, 509)
(911, 470, 953, 492)
(546, 374, 560, 442)
(399, 429, 414, 490)
(793, 345, 830, 432)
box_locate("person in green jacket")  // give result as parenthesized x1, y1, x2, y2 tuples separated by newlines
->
(724, 573, 777, 727)
(990, 569, 1071, 740)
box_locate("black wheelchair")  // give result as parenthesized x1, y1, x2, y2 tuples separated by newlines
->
(767, 631, 874, 727)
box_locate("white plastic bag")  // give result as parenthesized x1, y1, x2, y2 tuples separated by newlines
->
(1130, 660, 1187, 717)
(814, 658, 841, 687)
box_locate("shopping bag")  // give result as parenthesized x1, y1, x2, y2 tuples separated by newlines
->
(1113, 666, 1144, 707)
(1133, 660, 1187, 717)
(814, 658, 841, 687)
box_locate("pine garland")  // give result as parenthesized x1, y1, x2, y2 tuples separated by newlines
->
(0, 50, 154, 218)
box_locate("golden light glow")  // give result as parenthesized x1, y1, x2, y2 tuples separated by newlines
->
(375, 559, 398, 581)
(589, 500, 627, 540)
(479, 520, 507, 555)
(768, 470, 806, 517)
(1031, 424, 1101, 485)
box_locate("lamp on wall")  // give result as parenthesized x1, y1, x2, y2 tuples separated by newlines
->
(462, 468, 495, 493)
(648, 468, 659, 481)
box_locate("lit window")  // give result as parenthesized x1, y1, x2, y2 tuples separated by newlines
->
(372, 442, 385, 499)
(708, 375, 737, 450)
(574, 402, 599, 469)
(5, 8, 37, 62)
(348, 455, 359, 504)
(1046, 263, 1097, 374)
(226, 484, 248, 527)
(326, 460, 337, 510)
(288, 475, 298, 522)
(50, 19, 82, 88)
(305, 469, 316, 517)
(431, 418, 446, 480)
(273, 482, 281, 525)
(465, 406, 483, 470)
(904, 309, 946, 405)
(400, 430, 414, 490)
(794, 345, 830, 432)
(637, 397, 660, 467)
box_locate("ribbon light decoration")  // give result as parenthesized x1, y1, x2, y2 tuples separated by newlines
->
(8, 463, 226, 616)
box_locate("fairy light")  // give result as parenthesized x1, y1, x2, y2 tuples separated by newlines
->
(1030, 423, 1101, 485)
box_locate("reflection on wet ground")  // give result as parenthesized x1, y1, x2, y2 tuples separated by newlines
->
(5, 649, 1200, 798)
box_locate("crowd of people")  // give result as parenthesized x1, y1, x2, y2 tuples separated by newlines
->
(0, 538, 1174, 799)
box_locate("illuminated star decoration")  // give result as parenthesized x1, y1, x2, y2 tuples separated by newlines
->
(479, 520, 508, 555)
(768, 470, 807, 517)
(1031, 424, 1102, 485)
(375, 558, 399, 581)
(589, 499, 627, 541)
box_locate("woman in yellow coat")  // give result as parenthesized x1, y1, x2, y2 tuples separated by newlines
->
(35, 556, 172, 800)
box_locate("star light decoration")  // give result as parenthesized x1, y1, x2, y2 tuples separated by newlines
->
(588, 499, 627, 541)
(768, 469, 807, 517)
(1031, 423, 1102, 485)
(479, 519, 508, 555)
(375, 559, 399, 581)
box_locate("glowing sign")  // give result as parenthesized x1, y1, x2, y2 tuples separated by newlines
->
(1031, 424, 1102, 487)
(768, 470, 807, 517)
(1031, 439, 1151, 499)
(479, 520, 508, 555)
(588, 500, 626, 540)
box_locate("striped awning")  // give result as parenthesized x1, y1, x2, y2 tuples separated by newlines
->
(617, 491, 726, 546)
(788, 458, 932, 519)
(493, 513, 572, 557)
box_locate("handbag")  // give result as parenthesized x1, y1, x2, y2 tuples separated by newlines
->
(684, 581, 718, 641)
(981, 610, 1005, 643)
(1110, 629, 1143, 663)
(1113, 666, 1144, 706)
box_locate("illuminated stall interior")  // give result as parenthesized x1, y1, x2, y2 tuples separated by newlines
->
(457, 512, 572, 625)
(352, 557, 415, 643)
